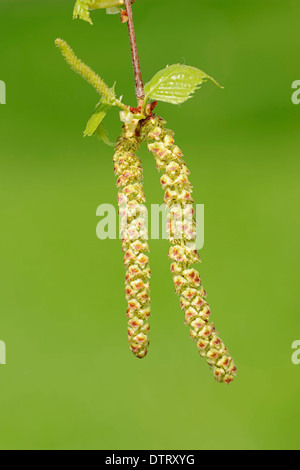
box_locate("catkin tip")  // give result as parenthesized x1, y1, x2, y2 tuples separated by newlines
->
(55, 38, 64, 48)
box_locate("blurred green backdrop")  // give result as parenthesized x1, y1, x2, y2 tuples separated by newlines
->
(0, 0, 299, 450)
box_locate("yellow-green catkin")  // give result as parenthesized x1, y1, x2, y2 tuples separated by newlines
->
(144, 115, 237, 383)
(113, 120, 151, 359)
(55, 38, 125, 108)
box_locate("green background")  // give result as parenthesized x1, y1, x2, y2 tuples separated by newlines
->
(0, 0, 299, 450)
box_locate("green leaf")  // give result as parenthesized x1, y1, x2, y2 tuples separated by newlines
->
(95, 123, 115, 146)
(73, 0, 124, 24)
(73, 0, 93, 24)
(84, 101, 112, 137)
(91, 0, 123, 8)
(106, 6, 121, 14)
(144, 64, 223, 105)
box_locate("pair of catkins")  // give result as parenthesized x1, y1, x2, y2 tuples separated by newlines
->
(56, 0, 237, 384)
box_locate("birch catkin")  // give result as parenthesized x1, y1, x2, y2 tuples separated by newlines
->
(114, 122, 151, 358)
(56, 1, 238, 382)
(144, 115, 237, 383)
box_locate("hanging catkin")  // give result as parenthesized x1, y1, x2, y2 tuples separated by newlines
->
(113, 120, 151, 358)
(144, 115, 237, 383)
(56, 0, 237, 382)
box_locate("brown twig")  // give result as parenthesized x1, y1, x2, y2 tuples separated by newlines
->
(124, 0, 145, 102)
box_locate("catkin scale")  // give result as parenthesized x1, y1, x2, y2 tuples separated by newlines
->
(143, 115, 237, 383)
(113, 123, 151, 358)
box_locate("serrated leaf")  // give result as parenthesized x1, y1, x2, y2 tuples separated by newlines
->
(84, 101, 112, 137)
(144, 64, 223, 105)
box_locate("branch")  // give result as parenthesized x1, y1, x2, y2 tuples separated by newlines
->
(124, 0, 145, 101)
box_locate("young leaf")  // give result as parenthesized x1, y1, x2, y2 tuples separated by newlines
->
(73, 0, 93, 24)
(106, 6, 122, 15)
(91, 0, 124, 7)
(144, 64, 223, 105)
(84, 101, 112, 137)
(95, 123, 115, 146)
(73, 0, 124, 24)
